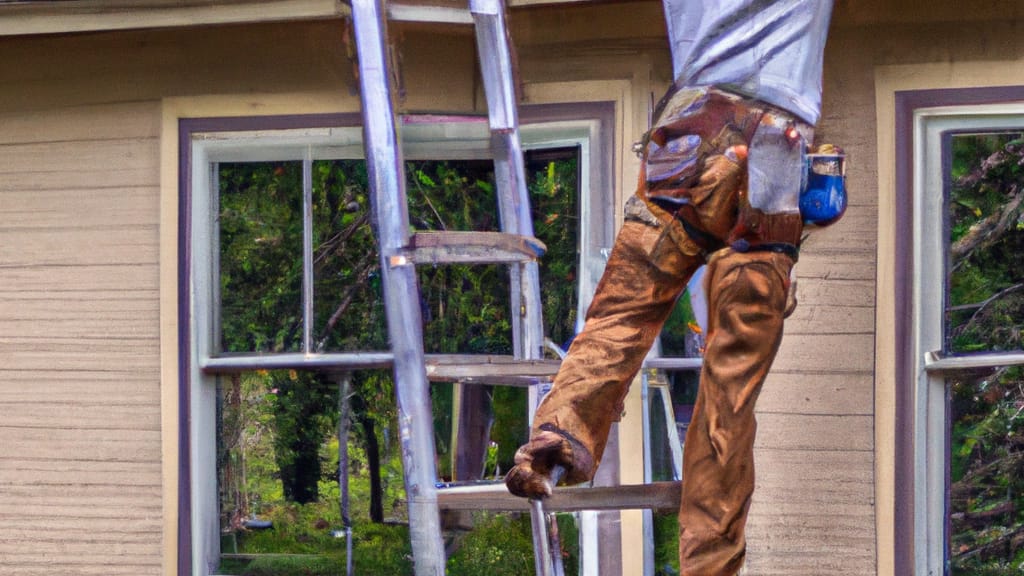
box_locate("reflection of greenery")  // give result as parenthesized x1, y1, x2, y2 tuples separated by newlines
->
(447, 513, 579, 576)
(217, 151, 581, 568)
(947, 134, 1024, 572)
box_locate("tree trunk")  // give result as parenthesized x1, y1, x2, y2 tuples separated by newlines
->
(360, 413, 385, 522)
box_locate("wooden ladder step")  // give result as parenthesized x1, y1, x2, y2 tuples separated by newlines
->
(425, 354, 560, 385)
(388, 0, 475, 24)
(437, 480, 682, 513)
(202, 352, 559, 386)
(395, 231, 546, 266)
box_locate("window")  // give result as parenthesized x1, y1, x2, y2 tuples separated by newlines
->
(181, 108, 613, 575)
(912, 106, 1024, 575)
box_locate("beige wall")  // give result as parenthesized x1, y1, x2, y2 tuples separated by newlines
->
(9, 2, 1017, 575)
(0, 100, 164, 573)
(0, 10, 664, 575)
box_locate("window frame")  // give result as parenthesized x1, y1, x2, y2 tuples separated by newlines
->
(897, 90, 1024, 576)
(178, 104, 615, 575)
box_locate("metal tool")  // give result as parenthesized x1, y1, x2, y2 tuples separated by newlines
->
(530, 465, 566, 576)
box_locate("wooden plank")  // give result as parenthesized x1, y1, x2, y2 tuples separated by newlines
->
(0, 265, 158, 293)
(0, 226, 158, 267)
(772, 333, 874, 374)
(0, 427, 160, 461)
(0, 101, 160, 144)
(0, 293, 160, 339)
(795, 252, 876, 282)
(792, 278, 875, 309)
(755, 414, 873, 452)
(784, 303, 875, 335)
(425, 354, 560, 383)
(757, 372, 874, 416)
(404, 231, 547, 264)
(0, 0, 347, 36)
(0, 476, 162, 494)
(438, 480, 681, 512)
(0, 138, 159, 175)
(0, 402, 160, 430)
(0, 558, 161, 576)
(0, 371, 160, 403)
(0, 187, 158, 229)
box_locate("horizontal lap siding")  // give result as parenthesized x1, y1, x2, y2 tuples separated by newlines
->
(741, 60, 878, 573)
(0, 102, 163, 574)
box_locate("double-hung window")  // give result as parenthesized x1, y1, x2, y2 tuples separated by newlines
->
(913, 105, 1024, 575)
(182, 108, 612, 575)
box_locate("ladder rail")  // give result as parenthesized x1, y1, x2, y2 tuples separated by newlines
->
(471, 1, 545, 361)
(351, 0, 553, 573)
(350, 0, 447, 574)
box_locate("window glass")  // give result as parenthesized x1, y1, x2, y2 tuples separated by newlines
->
(945, 132, 1024, 573)
(218, 161, 304, 353)
(310, 160, 388, 353)
(946, 132, 1024, 355)
(212, 147, 585, 574)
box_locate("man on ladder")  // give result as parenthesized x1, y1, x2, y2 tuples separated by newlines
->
(505, 1, 842, 574)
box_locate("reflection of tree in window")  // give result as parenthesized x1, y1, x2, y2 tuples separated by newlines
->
(214, 151, 582, 572)
(946, 133, 1024, 573)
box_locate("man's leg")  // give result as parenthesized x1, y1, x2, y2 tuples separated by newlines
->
(506, 202, 703, 494)
(677, 248, 795, 575)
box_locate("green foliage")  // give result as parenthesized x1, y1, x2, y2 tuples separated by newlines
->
(217, 152, 583, 566)
(528, 152, 581, 348)
(445, 513, 545, 576)
(219, 162, 305, 353)
(947, 133, 1024, 571)
(653, 512, 681, 576)
(352, 522, 414, 574)
(270, 371, 339, 504)
(446, 512, 581, 576)
(234, 555, 346, 576)
(218, 523, 412, 576)
(490, 386, 528, 477)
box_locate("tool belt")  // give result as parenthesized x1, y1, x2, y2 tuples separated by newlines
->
(638, 86, 805, 262)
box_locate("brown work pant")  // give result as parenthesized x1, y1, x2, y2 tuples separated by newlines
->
(531, 212, 795, 575)
(532, 86, 803, 574)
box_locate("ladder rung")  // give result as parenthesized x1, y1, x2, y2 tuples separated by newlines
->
(202, 352, 395, 373)
(398, 231, 546, 265)
(200, 353, 558, 385)
(643, 357, 703, 371)
(387, 1, 473, 24)
(425, 354, 560, 384)
(437, 480, 682, 512)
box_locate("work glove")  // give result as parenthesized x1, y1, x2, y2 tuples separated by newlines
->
(504, 430, 574, 499)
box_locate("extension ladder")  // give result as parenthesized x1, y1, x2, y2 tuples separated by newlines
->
(349, 0, 555, 574)
(348, 1, 685, 574)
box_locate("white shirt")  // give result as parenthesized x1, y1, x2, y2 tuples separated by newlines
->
(662, 0, 834, 124)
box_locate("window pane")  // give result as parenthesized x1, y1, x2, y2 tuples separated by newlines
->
(527, 148, 581, 349)
(218, 162, 304, 353)
(948, 366, 1024, 573)
(311, 160, 388, 353)
(946, 133, 1024, 354)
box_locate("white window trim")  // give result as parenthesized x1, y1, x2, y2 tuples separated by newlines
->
(912, 104, 1024, 576)
(188, 117, 605, 575)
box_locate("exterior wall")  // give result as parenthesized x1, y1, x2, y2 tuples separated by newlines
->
(10, 2, 1016, 574)
(0, 9, 664, 575)
(843, 6, 1024, 574)
(0, 101, 164, 573)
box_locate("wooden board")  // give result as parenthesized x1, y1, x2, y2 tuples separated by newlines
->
(404, 231, 546, 264)
(438, 480, 681, 512)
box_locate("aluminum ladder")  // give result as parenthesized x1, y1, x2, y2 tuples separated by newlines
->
(348, 0, 553, 573)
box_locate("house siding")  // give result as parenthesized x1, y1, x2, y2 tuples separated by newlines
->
(4, 2, 1019, 574)
(0, 102, 164, 574)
